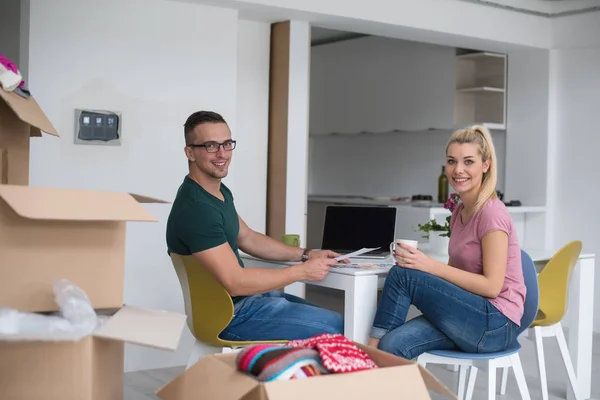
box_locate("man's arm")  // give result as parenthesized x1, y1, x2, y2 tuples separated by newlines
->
(192, 243, 313, 296)
(237, 216, 305, 262)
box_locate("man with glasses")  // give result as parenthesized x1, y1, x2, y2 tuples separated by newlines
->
(166, 111, 344, 341)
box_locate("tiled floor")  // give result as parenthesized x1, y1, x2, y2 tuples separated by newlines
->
(125, 286, 599, 399)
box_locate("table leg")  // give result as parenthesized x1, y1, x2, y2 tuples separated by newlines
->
(343, 274, 379, 344)
(567, 257, 594, 400)
(284, 282, 306, 299)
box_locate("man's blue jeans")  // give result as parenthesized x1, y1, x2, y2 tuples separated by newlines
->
(371, 266, 518, 359)
(219, 291, 344, 341)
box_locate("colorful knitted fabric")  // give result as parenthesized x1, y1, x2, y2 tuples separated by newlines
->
(287, 333, 378, 373)
(236, 344, 327, 381)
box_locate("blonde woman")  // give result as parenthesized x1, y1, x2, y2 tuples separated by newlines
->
(368, 125, 526, 359)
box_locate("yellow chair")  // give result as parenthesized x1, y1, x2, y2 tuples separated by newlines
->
(511, 241, 582, 400)
(170, 253, 286, 369)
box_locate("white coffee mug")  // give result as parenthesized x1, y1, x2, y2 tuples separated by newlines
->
(389, 239, 419, 259)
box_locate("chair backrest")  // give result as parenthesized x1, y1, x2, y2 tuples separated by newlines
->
(170, 253, 234, 347)
(518, 249, 540, 335)
(536, 240, 583, 326)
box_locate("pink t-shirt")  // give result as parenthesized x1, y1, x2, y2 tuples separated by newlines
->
(448, 198, 526, 326)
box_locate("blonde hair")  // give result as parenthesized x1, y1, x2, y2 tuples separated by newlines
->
(446, 125, 498, 214)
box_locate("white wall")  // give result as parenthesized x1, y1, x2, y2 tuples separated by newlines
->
(26, 0, 243, 372)
(234, 20, 271, 234)
(550, 46, 600, 330)
(504, 49, 550, 207)
(308, 36, 506, 199)
(0, 0, 21, 64)
(552, 12, 600, 49)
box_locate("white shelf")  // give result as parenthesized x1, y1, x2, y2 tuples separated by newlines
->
(429, 206, 546, 214)
(309, 123, 506, 137)
(456, 52, 506, 61)
(454, 50, 507, 129)
(309, 128, 453, 137)
(481, 122, 506, 130)
(457, 86, 505, 94)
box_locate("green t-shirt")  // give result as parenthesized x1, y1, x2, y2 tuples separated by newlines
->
(166, 176, 245, 269)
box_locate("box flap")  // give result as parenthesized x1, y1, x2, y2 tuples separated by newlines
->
(0, 185, 159, 221)
(0, 89, 59, 137)
(356, 343, 457, 398)
(93, 306, 186, 350)
(128, 192, 171, 204)
(156, 354, 259, 400)
(263, 365, 432, 400)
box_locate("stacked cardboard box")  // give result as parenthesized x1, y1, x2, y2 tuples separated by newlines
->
(0, 88, 186, 399)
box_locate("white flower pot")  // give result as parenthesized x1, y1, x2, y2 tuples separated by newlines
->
(429, 231, 450, 255)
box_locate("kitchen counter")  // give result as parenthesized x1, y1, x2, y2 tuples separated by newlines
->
(307, 195, 546, 214)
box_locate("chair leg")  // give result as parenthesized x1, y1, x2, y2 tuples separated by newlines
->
(187, 340, 209, 369)
(500, 367, 509, 394)
(554, 322, 581, 400)
(488, 360, 497, 400)
(457, 365, 468, 399)
(509, 353, 531, 400)
(465, 366, 478, 400)
(533, 326, 549, 400)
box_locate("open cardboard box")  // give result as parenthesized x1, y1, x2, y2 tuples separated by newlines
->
(0, 88, 59, 185)
(156, 342, 457, 400)
(0, 184, 169, 312)
(0, 305, 187, 400)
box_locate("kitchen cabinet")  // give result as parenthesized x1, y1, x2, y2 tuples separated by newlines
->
(309, 36, 456, 135)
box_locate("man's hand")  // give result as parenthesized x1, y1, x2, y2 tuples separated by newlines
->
(296, 257, 336, 281)
(308, 249, 350, 263)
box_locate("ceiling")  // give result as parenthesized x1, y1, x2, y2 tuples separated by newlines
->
(310, 0, 600, 45)
(455, 0, 600, 16)
(311, 27, 367, 46)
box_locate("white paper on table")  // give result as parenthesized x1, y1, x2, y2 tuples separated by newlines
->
(332, 263, 393, 269)
(334, 247, 381, 261)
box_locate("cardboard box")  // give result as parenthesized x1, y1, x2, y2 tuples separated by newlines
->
(156, 343, 457, 400)
(0, 305, 186, 400)
(0, 88, 59, 185)
(0, 184, 169, 312)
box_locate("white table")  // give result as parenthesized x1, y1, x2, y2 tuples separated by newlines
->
(241, 248, 595, 400)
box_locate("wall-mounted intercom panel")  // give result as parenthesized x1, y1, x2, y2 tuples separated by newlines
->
(74, 109, 122, 145)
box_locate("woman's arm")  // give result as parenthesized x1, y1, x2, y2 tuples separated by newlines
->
(433, 230, 508, 297)
(397, 230, 508, 298)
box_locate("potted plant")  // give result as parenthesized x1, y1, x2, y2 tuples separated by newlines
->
(415, 193, 461, 254)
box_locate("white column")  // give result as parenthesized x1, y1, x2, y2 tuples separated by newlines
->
(285, 21, 311, 248)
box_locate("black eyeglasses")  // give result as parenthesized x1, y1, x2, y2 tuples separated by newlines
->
(188, 140, 237, 153)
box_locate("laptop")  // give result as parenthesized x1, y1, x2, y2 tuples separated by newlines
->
(321, 205, 397, 259)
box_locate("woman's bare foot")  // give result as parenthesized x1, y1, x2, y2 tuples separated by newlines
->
(367, 338, 380, 348)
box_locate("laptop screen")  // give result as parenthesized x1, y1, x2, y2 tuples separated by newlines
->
(321, 206, 396, 254)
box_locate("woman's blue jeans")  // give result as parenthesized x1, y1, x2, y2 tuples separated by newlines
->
(371, 266, 518, 359)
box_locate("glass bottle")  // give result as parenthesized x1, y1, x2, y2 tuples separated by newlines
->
(438, 166, 449, 204)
